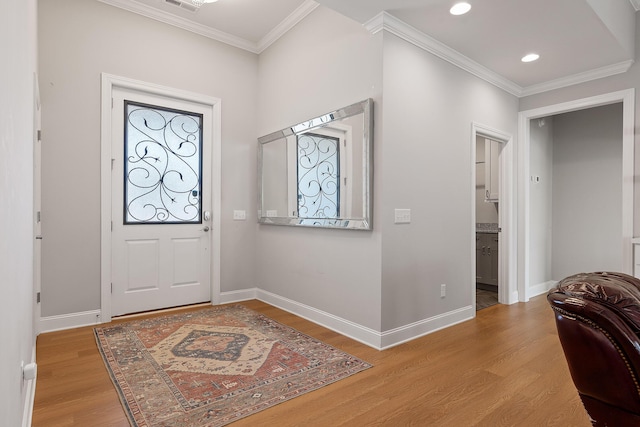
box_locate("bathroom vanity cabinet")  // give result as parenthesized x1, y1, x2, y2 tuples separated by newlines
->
(476, 232, 498, 286)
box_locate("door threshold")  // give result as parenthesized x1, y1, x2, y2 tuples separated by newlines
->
(114, 301, 212, 321)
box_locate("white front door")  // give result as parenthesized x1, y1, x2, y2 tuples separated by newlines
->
(110, 88, 213, 316)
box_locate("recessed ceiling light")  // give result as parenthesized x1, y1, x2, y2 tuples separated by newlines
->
(450, 2, 471, 15)
(521, 53, 540, 63)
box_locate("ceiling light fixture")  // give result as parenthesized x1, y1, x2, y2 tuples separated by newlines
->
(450, 2, 471, 15)
(521, 53, 540, 63)
(191, 0, 218, 8)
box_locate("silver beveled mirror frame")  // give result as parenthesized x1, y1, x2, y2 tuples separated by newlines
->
(258, 99, 373, 230)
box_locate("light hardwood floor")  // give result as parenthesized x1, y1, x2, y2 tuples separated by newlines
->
(33, 295, 591, 426)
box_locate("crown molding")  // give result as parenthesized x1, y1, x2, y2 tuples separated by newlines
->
(98, 0, 258, 53)
(257, 1, 319, 53)
(365, 11, 635, 98)
(520, 59, 634, 97)
(630, 0, 640, 12)
(98, 0, 318, 54)
(365, 12, 523, 97)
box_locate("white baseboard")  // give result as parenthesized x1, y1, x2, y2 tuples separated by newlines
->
(380, 305, 475, 350)
(219, 288, 258, 304)
(254, 289, 475, 350)
(22, 346, 36, 427)
(255, 289, 383, 349)
(37, 289, 477, 351)
(39, 310, 101, 334)
(507, 290, 520, 305)
(529, 280, 558, 298)
(38, 292, 259, 334)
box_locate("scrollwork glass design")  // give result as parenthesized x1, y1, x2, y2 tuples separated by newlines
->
(124, 101, 203, 224)
(296, 133, 340, 218)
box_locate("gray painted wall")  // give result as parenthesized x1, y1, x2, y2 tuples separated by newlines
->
(38, 0, 259, 317)
(380, 33, 518, 330)
(551, 103, 623, 279)
(256, 7, 383, 331)
(256, 7, 520, 333)
(0, 0, 37, 424)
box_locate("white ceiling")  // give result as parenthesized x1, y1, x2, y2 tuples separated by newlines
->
(99, 0, 639, 96)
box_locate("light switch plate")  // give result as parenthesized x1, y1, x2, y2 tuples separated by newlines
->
(394, 209, 411, 224)
(233, 210, 246, 220)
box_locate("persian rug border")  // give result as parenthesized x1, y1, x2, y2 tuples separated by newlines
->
(95, 327, 148, 426)
(94, 304, 372, 427)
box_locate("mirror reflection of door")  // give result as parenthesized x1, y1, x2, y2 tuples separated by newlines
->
(287, 124, 353, 220)
(296, 132, 341, 218)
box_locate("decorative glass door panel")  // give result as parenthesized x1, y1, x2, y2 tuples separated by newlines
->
(124, 101, 203, 224)
(297, 132, 340, 218)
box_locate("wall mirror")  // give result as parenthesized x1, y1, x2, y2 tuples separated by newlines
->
(258, 99, 373, 230)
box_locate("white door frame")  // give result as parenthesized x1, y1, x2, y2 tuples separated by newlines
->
(33, 72, 42, 334)
(471, 123, 518, 306)
(100, 73, 222, 322)
(517, 89, 635, 302)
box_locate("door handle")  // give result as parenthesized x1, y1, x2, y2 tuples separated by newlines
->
(203, 226, 210, 232)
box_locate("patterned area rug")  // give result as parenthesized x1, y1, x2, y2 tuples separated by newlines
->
(94, 305, 371, 426)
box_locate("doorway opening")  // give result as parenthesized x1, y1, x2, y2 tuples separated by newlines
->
(517, 89, 635, 302)
(471, 123, 516, 311)
(475, 136, 501, 310)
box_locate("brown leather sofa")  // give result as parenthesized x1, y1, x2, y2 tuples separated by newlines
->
(547, 271, 640, 426)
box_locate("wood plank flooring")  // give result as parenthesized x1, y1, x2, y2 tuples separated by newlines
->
(33, 296, 591, 426)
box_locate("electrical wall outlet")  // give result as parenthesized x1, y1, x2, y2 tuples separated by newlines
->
(440, 284, 446, 298)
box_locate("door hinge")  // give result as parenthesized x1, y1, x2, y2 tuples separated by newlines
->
(37, 129, 42, 141)
(36, 292, 41, 304)
(36, 211, 41, 223)
(111, 158, 115, 170)
(111, 283, 113, 294)
(111, 221, 113, 231)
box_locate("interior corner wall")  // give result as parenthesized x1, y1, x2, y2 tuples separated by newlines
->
(0, 0, 37, 424)
(256, 6, 383, 331)
(379, 32, 518, 330)
(528, 116, 554, 287)
(38, 0, 259, 317)
(551, 103, 623, 279)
